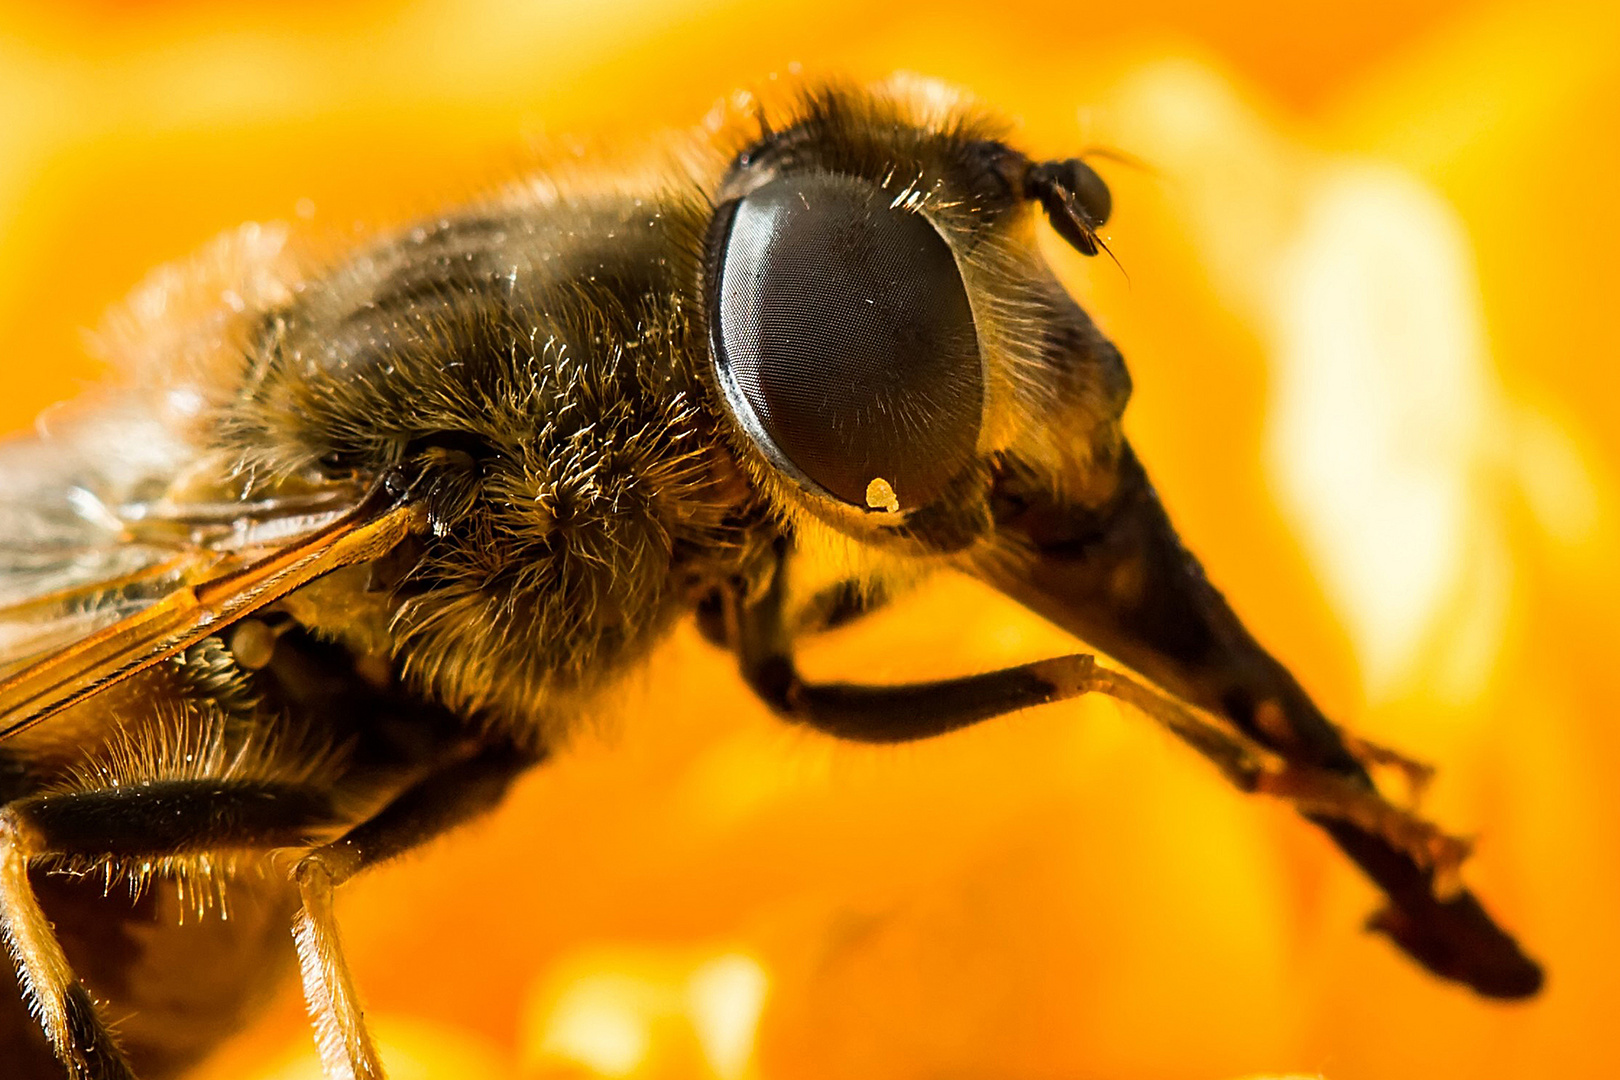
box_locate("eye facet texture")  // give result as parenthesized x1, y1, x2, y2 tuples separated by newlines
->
(710, 172, 983, 510)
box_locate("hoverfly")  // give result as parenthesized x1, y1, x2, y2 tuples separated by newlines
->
(0, 77, 1540, 1080)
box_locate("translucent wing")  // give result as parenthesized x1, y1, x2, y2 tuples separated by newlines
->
(0, 485, 417, 741)
(0, 473, 371, 677)
(0, 407, 418, 743)
(0, 220, 429, 741)
(0, 221, 310, 669)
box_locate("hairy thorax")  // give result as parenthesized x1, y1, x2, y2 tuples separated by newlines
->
(222, 189, 762, 739)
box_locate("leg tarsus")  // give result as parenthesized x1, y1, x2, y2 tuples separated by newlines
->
(725, 549, 1540, 996)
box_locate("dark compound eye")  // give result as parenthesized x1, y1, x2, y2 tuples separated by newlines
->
(707, 172, 984, 513)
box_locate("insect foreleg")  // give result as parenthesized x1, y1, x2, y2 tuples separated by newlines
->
(725, 548, 1267, 782)
(730, 543, 1542, 998)
(727, 549, 1495, 902)
(695, 573, 896, 653)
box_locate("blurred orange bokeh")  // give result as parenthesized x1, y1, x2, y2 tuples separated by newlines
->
(1, 1, 1617, 1078)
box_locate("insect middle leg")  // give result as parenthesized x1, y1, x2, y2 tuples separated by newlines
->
(289, 743, 542, 1080)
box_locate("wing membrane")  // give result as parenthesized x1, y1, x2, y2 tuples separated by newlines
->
(0, 486, 419, 742)
(0, 552, 213, 680)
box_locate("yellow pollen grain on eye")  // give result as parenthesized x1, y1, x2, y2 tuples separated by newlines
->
(864, 477, 899, 513)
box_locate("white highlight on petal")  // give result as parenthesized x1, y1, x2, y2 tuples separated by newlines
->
(1110, 58, 1604, 709)
(527, 947, 770, 1077)
(1267, 164, 1493, 700)
(536, 972, 654, 1077)
(686, 954, 768, 1080)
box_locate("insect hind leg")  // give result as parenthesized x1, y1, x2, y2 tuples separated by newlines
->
(0, 778, 341, 1080)
(0, 812, 137, 1080)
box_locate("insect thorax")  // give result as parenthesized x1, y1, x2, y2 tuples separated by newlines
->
(224, 191, 761, 735)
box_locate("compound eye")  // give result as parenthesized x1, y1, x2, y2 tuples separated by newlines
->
(709, 173, 984, 512)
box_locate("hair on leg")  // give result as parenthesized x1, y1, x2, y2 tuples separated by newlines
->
(0, 773, 347, 1080)
(292, 855, 383, 1080)
(0, 810, 136, 1080)
(288, 742, 542, 1080)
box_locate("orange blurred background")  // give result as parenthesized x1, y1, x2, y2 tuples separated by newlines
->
(2, 0, 1618, 1077)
